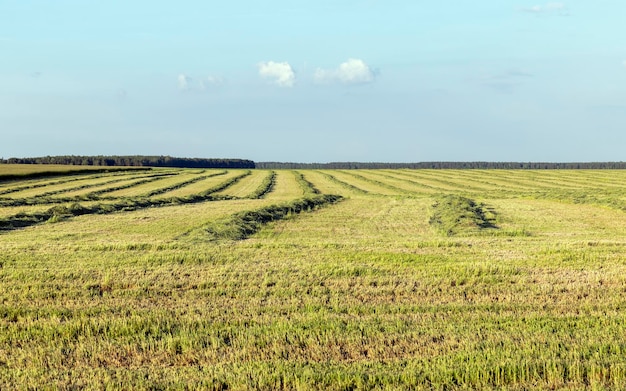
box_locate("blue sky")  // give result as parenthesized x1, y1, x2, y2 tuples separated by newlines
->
(1, 1, 625, 162)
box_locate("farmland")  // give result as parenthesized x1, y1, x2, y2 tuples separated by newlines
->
(1, 166, 626, 389)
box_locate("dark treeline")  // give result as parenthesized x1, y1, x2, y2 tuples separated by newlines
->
(256, 161, 626, 169)
(3, 157, 626, 170)
(1, 156, 255, 169)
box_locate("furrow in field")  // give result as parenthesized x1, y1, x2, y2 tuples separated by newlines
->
(142, 171, 229, 198)
(537, 170, 626, 189)
(355, 171, 442, 195)
(296, 171, 362, 197)
(8, 173, 163, 200)
(480, 170, 589, 191)
(138, 170, 229, 198)
(510, 171, 598, 190)
(5, 172, 178, 203)
(518, 171, 612, 189)
(101, 173, 198, 198)
(262, 170, 308, 200)
(326, 171, 398, 196)
(347, 170, 418, 195)
(0, 171, 253, 231)
(418, 170, 548, 193)
(0, 205, 60, 219)
(5, 192, 341, 246)
(406, 170, 539, 194)
(314, 171, 370, 196)
(374, 170, 474, 193)
(152, 171, 242, 198)
(477, 170, 576, 192)
(0, 172, 98, 193)
(212, 170, 273, 198)
(2, 199, 275, 243)
(0, 170, 152, 198)
(201, 194, 343, 241)
(293, 171, 321, 195)
(246, 171, 276, 199)
(586, 171, 626, 187)
(77, 172, 179, 199)
(55, 174, 167, 199)
(393, 170, 513, 193)
(196, 170, 252, 196)
(0, 165, 146, 182)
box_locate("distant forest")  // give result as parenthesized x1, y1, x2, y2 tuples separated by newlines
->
(256, 161, 626, 169)
(0, 156, 255, 169)
(2, 157, 626, 169)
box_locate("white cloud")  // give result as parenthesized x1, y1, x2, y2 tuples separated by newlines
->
(178, 74, 193, 91)
(200, 76, 224, 90)
(314, 59, 376, 85)
(258, 61, 295, 87)
(521, 2, 567, 14)
(622, 60, 626, 69)
(178, 74, 223, 92)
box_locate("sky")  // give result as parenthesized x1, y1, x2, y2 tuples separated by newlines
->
(1, 1, 626, 163)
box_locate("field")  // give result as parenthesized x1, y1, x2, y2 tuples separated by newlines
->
(1, 166, 626, 389)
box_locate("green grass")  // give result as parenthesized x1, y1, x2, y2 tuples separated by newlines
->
(204, 194, 342, 241)
(0, 164, 144, 181)
(1, 168, 626, 389)
(213, 170, 275, 198)
(429, 194, 498, 236)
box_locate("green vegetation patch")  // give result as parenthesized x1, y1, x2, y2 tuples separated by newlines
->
(0, 167, 148, 182)
(294, 171, 321, 195)
(206, 194, 343, 241)
(247, 171, 276, 199)
(429, 194, 498, 236)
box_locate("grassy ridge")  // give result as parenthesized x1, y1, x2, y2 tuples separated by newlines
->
(205, 194, 342, 241)
(247, 170, 276, 199)
(0, 170, 150, 196)
(0, 172, 177, 206)
(0, 165, 148, 181)
(0, 171, 255, 231)
(429, 194, 497, 236)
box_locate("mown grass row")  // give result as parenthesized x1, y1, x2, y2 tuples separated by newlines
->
(316, 171, 369, 195)
(0, 171, 256, 232)
(375, 170, 441, 193)
(2, 169, 626, 389)
(0, 169, 152, 196)
(527, 188, 626, 213)
(204, 194, 343, 241)
(141, 170, 226, 198)
(0, 172, 178, 206)
(87, 172, 181, 200)
(1, 172, 162, 200)
(293, 171, 321, 195)
(246, 171, 276, 199)
(0, 170, 248, 208)
(0, 166, 148, 182)
(339, 170, 412, 195)
(429, 194, 497, 236)
(397, 170, 505, 193)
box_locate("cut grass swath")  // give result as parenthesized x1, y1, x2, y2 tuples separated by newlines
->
(204, 194, 343, 241)
(0, 171, 256, 231)
(429, 194, 498, 236)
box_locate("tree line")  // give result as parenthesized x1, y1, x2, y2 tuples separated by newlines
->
(2, 157, 626, 170)
(1, 156, 255, 169)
